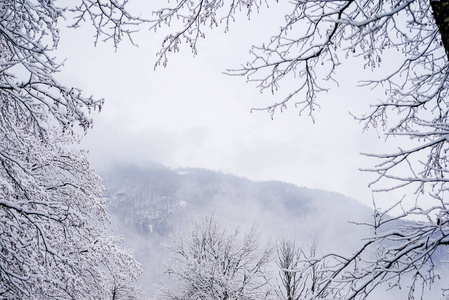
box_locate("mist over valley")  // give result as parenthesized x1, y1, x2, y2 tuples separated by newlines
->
(102, 163, 377, 297)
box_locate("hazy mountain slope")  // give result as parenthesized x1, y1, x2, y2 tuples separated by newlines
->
(101, 163, 375, 296)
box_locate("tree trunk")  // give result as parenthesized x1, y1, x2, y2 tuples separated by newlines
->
(431, 0, 449, 58)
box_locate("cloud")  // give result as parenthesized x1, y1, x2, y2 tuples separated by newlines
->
(57, 12, 410, 209)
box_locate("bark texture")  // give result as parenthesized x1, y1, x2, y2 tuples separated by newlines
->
(431, 0, 449, 57)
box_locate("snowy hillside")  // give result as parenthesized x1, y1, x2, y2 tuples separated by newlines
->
(101, 163, 375, 296)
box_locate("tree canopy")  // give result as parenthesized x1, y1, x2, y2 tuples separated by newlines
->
(150, 0, 449, 299)
(157, 215, 274, 299)
(0, 1, 144, 298)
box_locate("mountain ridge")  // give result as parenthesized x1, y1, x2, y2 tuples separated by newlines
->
(101, 163, 373, 237)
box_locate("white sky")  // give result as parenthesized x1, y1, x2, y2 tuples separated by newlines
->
(56, 2, 412, 208)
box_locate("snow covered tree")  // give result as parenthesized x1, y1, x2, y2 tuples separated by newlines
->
(157, 215, 274, 299)
(276, 240, 302, 300)
(0, 1, 145, 298)
(276, 241, 329, 300)
(149, 0, 449, 298)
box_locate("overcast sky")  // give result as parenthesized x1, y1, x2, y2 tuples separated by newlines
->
(56, 2, 411, 209)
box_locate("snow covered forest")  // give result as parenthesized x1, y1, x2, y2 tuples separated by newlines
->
(2, 0, 449, 299)
(102, 164, 382, 298)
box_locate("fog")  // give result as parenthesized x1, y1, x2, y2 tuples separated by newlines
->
(55, 1, 416, 210)
(101, 163, 448, 299)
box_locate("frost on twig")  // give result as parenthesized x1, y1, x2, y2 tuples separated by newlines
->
(0, 1, 144, 298)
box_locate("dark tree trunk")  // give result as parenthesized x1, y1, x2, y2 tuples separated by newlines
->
(431, 0, 449, 58)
